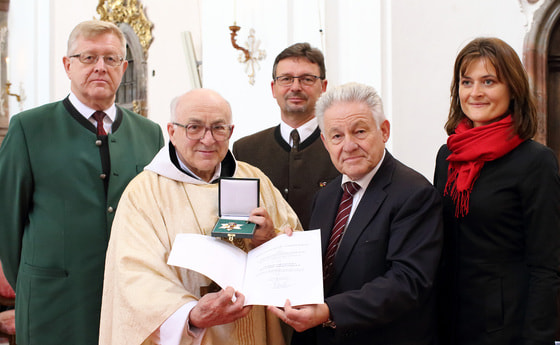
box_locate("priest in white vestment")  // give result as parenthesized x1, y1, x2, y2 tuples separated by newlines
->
(99, 89, 302, 345)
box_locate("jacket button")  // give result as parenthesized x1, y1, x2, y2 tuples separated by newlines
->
(95, 140, 102, 146)
(107, 206, 114, 213)
(99, 173, 107, 179)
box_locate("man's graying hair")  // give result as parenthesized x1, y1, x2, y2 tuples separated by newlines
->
(67, 20, 127, 57)
(315, 82, 386, 131)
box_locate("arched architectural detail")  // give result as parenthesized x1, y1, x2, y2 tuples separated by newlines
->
(523, 0, 560, 145)
(96, 0, 153, 116)
(117, 23, 148, 116)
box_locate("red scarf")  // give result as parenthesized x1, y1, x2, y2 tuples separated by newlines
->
(444, 115, 523, 217)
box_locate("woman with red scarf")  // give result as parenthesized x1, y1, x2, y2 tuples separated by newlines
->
(434, 37, 560, 345)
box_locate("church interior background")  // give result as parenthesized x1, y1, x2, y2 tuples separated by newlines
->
(1, 0, 560, 342)
(3, 0, 559, 179)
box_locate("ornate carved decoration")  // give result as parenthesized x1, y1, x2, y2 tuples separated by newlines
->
(132, 99, 147, 116)
(96, 0, 153, 58)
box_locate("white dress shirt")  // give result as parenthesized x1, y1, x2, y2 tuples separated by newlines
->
(68, 92, 116, 134)
(279, 117, 319, 147)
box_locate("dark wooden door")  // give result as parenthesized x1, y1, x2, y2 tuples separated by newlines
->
(547, 20, 560, 165)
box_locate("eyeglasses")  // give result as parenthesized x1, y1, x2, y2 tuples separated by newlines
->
(69, 53, 124, 67)
(172, 122, 233, 142)
(274, 75, 322, 86)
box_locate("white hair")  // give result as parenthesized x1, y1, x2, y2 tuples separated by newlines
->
(315, 82, 386, 131)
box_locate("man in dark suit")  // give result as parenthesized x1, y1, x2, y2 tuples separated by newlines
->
(269, 82, 443, 345)
(233, 43, 339, 229)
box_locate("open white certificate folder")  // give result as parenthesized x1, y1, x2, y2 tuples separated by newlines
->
(167, 230, 324, 307)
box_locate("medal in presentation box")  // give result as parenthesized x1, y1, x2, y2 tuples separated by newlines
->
(211, 177, 260, 241)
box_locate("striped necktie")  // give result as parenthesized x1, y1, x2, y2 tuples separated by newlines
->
(323, 181, 361, 282)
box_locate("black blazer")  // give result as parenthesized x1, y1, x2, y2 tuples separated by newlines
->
(434, 140, 560, 345)
(293, 151, 443, 345)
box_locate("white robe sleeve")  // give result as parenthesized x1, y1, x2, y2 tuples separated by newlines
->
(152, 302, 206, 345)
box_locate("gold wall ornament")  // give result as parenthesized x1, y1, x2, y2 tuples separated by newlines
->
(132, 99, 147, 116)
(96, 0, 153, 58)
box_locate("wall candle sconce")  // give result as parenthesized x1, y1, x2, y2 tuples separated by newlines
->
(5, 58, 25, 109)
(6, 82, 22, 102)
(5, 81, 26, 113)
(228, 23, 266, 85)
(229, 24, 251, 62)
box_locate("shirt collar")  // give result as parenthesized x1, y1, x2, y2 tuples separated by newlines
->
(68, 92, 117, 122)
(280, 117, 319, 145)
(175, 150, 222, 182)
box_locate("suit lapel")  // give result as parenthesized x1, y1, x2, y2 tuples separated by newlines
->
(320, 176, 344, 257)
(328, 152, 395, 291)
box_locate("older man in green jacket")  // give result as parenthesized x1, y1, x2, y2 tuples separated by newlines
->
(0, 20, 163, 345)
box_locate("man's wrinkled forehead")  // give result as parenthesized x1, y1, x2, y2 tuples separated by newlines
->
(177, 103, 232, 124)
(181, 116, 230, 125)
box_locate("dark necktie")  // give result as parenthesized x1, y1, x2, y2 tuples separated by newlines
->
(92, 111, 107, 136)
(290, 129, 300, 152)
(323, 181, 361, 282)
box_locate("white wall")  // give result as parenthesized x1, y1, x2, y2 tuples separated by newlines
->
(6, 0, 545, 179)
(8, 0, 202, 135)
(142, 0, 203, 133)
(389, 0, 531, 179)
(7, 0, 52, 112)
(201, 0, 334, 147)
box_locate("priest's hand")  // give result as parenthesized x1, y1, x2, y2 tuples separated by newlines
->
(282, 227, 294, 236)
(189, 287, 251, 329)
(268, 300, 330, 332)
(249, 207, 275, 247)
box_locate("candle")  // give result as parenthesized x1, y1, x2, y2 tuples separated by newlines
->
(233, 0, 237, 25)
(5, 57, 9, 82)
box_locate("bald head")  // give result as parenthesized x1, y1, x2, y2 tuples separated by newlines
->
(170, 89, 232, 123)
(168, 89, 235, 182)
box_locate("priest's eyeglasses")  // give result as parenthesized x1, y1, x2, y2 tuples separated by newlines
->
(172, 122, 233, 141)
(69, 53, 124, 67)
(274, 75, 322, 86)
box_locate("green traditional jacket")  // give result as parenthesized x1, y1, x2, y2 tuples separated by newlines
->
(0, 97, 164, 345)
